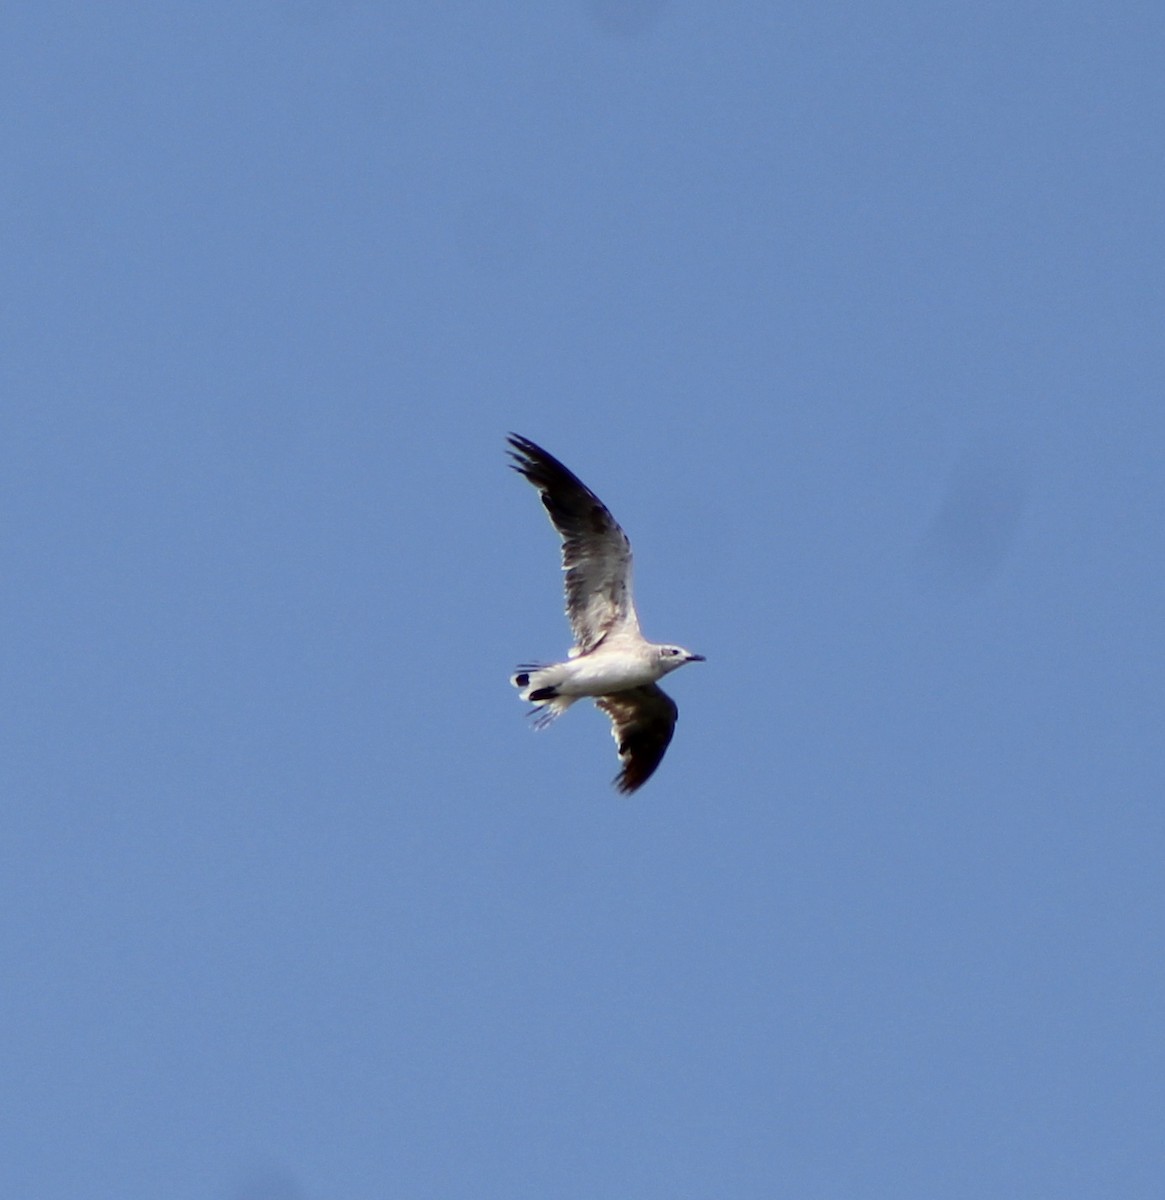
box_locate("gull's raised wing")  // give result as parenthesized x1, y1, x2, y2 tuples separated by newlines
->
(508, 434, 640, 654)
(595, 685, 679, 794)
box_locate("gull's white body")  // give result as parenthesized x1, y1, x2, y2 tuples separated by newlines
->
(516, 637, 665, 707)
(550, 637, 665, 694)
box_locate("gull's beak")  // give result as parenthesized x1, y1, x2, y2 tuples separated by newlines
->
(686, 653, 706, 662)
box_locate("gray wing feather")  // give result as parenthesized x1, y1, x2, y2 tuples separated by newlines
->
(508, 434, 640, 654)
(594, 685, 678, 794)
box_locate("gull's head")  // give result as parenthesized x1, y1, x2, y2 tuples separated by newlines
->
(657, 645, 706, 674)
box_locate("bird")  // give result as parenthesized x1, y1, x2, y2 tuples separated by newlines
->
(507, 433, 704, 793)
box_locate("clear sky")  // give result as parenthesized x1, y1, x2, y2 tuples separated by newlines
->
(3, 3, 1163, 1197)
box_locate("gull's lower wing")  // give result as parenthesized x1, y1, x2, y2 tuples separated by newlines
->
(508, 434, 640, 653)
(594, 684, 679, 794)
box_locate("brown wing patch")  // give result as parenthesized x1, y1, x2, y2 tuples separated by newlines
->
(594, 685, 679, 794)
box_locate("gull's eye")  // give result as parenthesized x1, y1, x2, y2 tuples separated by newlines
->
(666, 648, 680, 656)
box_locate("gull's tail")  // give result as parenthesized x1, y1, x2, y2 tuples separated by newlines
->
(511, 663, 576, 729)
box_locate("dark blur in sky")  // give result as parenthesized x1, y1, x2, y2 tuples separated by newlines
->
(3, 3, 1163, 1198)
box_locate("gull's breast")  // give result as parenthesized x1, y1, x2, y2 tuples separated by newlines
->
(559, 646, 660, 696)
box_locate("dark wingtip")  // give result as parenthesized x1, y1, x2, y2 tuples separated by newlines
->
(506, 433, 539, 476)
(613, 764, 651, 795)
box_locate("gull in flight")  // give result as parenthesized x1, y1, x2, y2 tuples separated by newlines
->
(507, 434, 704, 793)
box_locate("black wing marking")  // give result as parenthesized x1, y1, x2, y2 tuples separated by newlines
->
(594, 685, 679, 794)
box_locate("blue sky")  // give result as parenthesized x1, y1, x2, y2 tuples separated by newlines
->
(3, 3, 1163, 1197)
